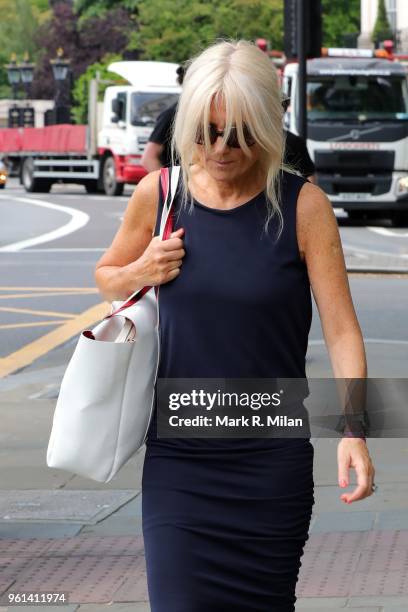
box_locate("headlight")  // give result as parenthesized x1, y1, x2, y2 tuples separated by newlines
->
(397, 176, 408, 194)
(0, 174, 6, 180)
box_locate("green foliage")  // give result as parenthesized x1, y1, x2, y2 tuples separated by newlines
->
(74, 0, 140, 19)
(321, 0, 360, 47)
(129, 0, 283, 63)
(71, 53, 126, 124)
(372, 0, 393, 44)
(0, 0, 50, 98)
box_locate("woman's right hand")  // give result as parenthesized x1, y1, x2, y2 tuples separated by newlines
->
(128, 227, 185, 287)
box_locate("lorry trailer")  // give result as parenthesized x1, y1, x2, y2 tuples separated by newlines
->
(0, 61, 181, 195)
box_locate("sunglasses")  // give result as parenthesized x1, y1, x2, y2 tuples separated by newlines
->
(195, 122, 256, 148)
(281, 97, 291, 112)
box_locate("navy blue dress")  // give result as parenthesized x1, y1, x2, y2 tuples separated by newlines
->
(142, 169, 315, 612)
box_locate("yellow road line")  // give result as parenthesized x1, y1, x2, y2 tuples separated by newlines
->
(0, 286, 98, 291)
(0, 321, 64, 330)
(0, 291, 98, 300)
(0, 306, 76, 318)
(0, 301, 110, 378)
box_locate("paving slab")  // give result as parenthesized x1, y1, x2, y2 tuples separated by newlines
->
(375, 510, 408, 530)
(77, 605, 150, 611)
(295, 597, 348, 608)
(0, 490, 138, 524)
(80, 515, 143, 536)
(0, 523, 82, 538)
(0, 608, 78, 612)
(348, 596, 408, 607)
(4, 555, 136, 605)
(311, 511, 376, 532)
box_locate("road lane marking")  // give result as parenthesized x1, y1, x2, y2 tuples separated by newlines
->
(342, 243, 408, 258)
(0, 290, 98, 300)
(0, 195, 89, 252)
(309, 338, 408, 345)
(0, 321, 68, 330)
(368, 227, 408, 238)
(0, 301, 109, 378)
(20, 248, 106, 252)
(0, 306, 76, 319)
(0, 286, 97, 291)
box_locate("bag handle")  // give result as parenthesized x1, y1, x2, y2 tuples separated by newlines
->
(105, 166, 181, 319)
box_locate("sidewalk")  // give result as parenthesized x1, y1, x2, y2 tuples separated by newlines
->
(0, 339, 408, 611)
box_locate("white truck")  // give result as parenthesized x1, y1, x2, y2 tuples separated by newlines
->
(0, 61, 181, 195)
(282, 48, 408, 224)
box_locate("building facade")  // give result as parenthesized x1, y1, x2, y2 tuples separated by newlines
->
(359, 0, 408, 52)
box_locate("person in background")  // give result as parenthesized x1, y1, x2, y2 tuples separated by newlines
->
(141, 65, 185, 171)
(282, 97, 316, 183)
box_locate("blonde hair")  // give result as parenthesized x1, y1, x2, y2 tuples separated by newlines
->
(171, 39, 293, 237)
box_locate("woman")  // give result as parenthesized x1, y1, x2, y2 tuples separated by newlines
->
(95, 40, 375, 612)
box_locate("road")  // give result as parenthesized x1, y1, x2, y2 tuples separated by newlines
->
(0, 178, 407, 377)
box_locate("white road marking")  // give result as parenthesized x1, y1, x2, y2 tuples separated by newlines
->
(309, 338, 408, 345)
(342, 243, 408, 258)
(0, 195, 89, 252)
(368, 226, 408, 238)
(13, 248, 106, 252)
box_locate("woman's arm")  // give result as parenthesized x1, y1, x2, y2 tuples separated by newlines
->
(297, 182, 375, 504)
(297, 182, 366, 378)
(94, 169, 185, 302)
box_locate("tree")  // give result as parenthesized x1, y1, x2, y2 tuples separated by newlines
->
(75, 0, 140, 19)
(372, 0, 393, 46)
(30, 1, 134, 99)
(0, 0, 50, 98)
(128, 0, 283, 63)
(321, 0, 360, 48)
(71, 53, 126, 123)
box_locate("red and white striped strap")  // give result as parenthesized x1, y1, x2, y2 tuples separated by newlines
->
(105, 166, 180, 319)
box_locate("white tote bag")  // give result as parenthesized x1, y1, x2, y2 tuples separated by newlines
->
(46, 166, 181, 483)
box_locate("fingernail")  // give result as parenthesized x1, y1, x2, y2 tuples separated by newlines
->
(340, 480, 346, 487)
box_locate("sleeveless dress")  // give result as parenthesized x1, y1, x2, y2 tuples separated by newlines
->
(141, 169, 315, 612)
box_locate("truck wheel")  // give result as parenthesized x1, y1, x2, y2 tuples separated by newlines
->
(21, 158, 52, 193)
(102, 156, 124, 196)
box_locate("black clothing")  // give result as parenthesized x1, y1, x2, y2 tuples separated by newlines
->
(142, 169, 315, 612)
(284, 130, 315, 178)
(148, 102, 178, 167)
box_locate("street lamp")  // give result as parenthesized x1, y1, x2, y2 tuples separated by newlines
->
(5, 53, 20, 99)
(50, 48, 71, 124)
(20, 52, 34, 99)
(50, 47, 70, 83)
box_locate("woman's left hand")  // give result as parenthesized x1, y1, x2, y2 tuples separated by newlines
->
(337, 438, 376, 504)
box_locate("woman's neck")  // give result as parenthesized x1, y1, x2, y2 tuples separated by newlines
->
(188, 164, 267, 207)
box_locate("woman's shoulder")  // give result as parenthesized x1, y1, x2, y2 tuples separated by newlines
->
(124, 170, 161, 235)
(293, 175, 337, 258)
(280, 169, 329, 210)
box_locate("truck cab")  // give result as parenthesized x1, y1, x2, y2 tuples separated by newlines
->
(282, 48, 408, 224)
(97, 61, 180, 193)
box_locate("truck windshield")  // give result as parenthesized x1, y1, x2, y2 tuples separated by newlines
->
(130, 92, 179, 126)
(305, 74, 408, 121)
